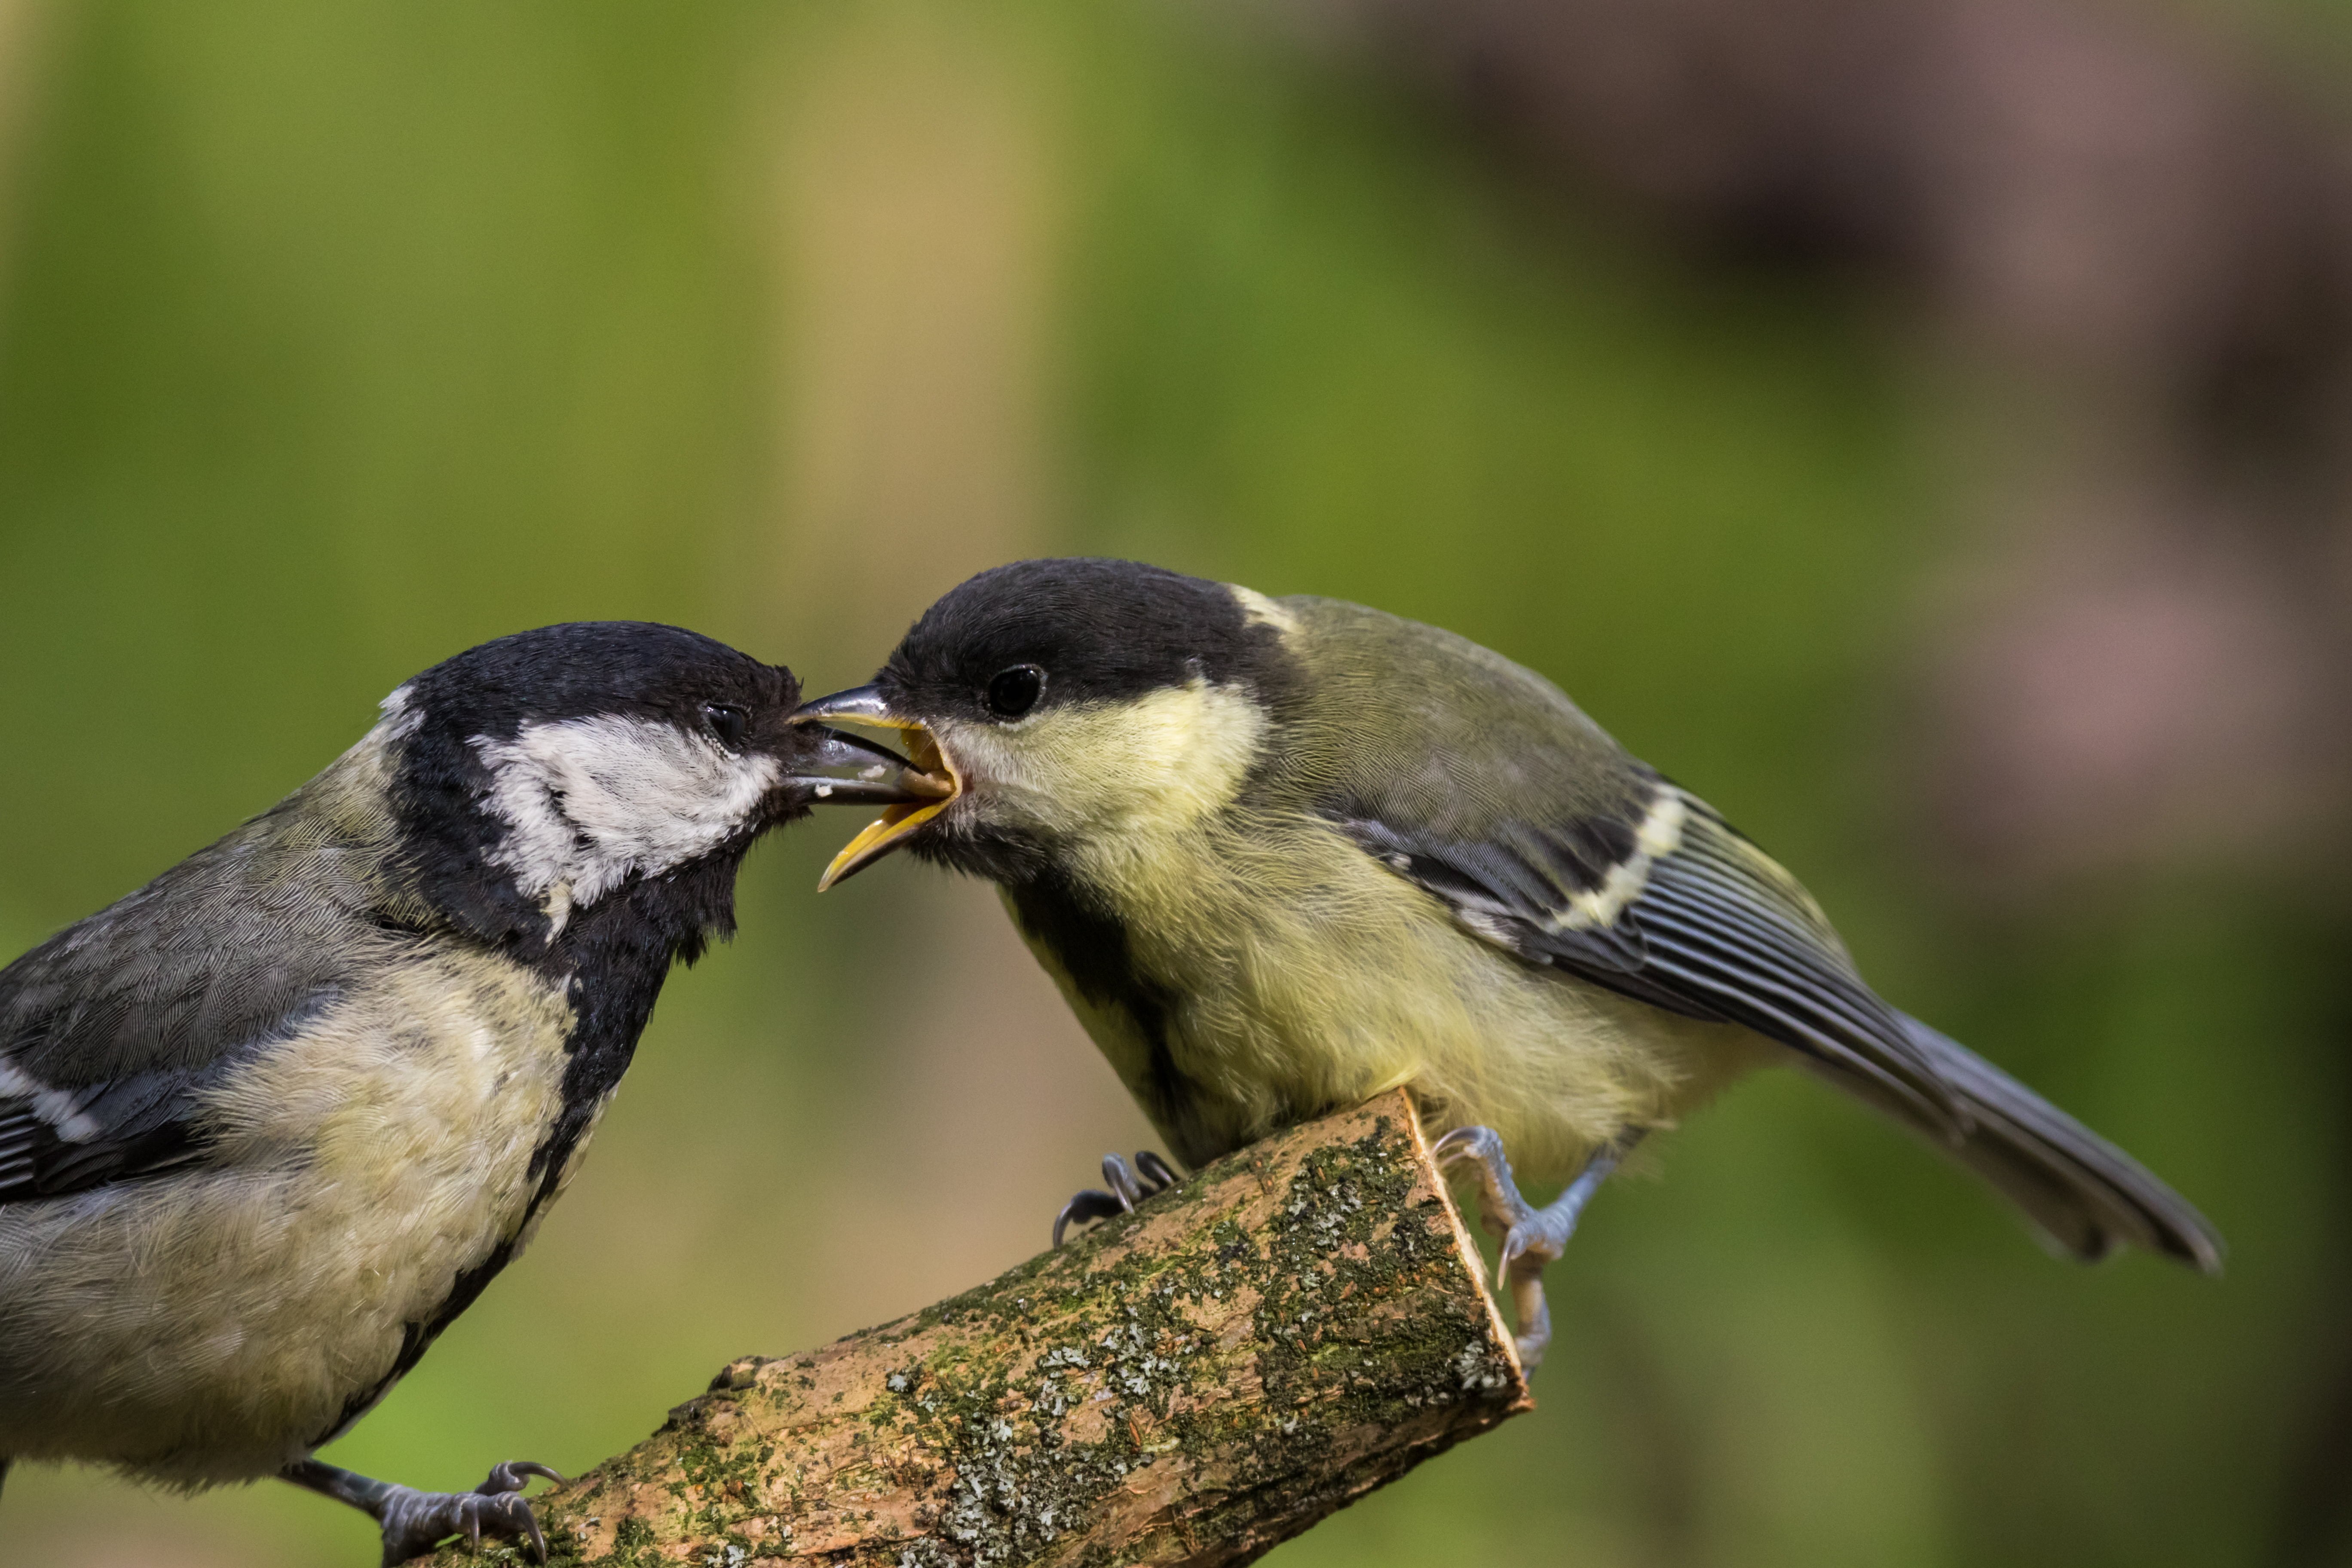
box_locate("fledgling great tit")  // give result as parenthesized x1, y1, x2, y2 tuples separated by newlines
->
(0, 622, 938, 1563)
(796, 558, 2223, 1368)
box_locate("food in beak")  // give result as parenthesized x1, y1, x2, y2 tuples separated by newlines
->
(785, 725, 955, 808)
(790, 686, 962, 889)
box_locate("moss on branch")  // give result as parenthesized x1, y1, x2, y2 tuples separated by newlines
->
(424, 1089, 1530, 1568)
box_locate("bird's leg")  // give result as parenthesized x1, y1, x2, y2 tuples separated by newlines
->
(1433, 1126, 1644, 1372)
(1433, 1126, 1553, 1366)
(1052, 1149, 1182, 1246)
(281, 1457, 563, 1566)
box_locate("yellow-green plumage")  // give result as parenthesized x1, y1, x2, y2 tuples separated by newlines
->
(982, 594, 1766, 1185)
(831, 557, 2223, 1275)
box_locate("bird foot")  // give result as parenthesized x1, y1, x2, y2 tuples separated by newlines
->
(1433, 1125, 1640, 1374)
(1433, 1126, 1557, 1370)
(282, 1457, 562, 1565)
(1053, 1150, 1180, 1246)
(375, 1462, 561, 1565)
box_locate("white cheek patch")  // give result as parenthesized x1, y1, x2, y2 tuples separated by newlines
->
(940, 678, 1268, 842)
(473, 715, 780, 910)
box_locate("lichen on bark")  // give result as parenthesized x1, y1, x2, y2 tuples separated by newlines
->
(422, 1090, 1530, 1568)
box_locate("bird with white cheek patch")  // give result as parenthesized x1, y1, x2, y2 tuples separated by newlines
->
(0, 622, 943, 1564)
(796, 558, 2222, 1372)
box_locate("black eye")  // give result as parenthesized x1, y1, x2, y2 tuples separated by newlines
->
(986, 664, 1045, 719)
(702, 702, 750, 748)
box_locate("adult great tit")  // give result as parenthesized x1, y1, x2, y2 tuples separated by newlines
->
(0, 622, 937, 1563)
(796, 558, 2223, 1367)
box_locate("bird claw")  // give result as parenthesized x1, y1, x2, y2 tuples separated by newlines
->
(1434, 1127, 1529, 1221)
(1498, 1215, 1567, 1272)
(375, 1461, 564, 1565)
(1052, 1150, 1180, 1246)
(1435, 1124, 1638, 1374)
(1052, 1187, 1127, 1246)
(1434, 1125, 1554, 1368)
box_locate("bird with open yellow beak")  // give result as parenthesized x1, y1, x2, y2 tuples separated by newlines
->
(795, 557, 2221, 1367)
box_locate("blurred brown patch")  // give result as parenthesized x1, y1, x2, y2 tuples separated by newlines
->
(805, 876, 1159, 1332)
(0, 1481, 265, 1568)
(1279, 0, 2352, 888)
(763, 3, 1060, 662)
(749, 6, 1156, 1330)
(0, 0, 51, 268)
(1923, 493, 2340, 885)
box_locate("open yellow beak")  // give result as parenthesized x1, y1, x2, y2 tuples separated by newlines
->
(790, 684, 961, 890)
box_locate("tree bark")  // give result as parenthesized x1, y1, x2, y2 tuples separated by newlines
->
(434, 1089, 1529, 1568)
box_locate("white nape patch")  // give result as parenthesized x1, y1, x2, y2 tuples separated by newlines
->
(0, 1059, 98, 1143)
(376, 682, 424, 742)
(473, 715, 779, 907)
(1229, 584, 1298, 635)
(1538, 790, 1688, 932)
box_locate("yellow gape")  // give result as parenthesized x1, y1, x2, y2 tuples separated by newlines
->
(796, 557, 2223, 1372)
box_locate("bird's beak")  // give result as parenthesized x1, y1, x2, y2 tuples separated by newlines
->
(785, 724, 955, 810)
(790, 684, 962, 890)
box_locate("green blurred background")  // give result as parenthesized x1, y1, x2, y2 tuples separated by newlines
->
(0, 2, 2344, 1565)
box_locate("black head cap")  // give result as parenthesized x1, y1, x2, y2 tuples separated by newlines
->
(381, 622, 810, 952)
(879, 558, 1286, 723)
(395, 621, 800, 753)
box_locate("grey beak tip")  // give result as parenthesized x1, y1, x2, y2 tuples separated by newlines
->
(791, 683, 891, 724)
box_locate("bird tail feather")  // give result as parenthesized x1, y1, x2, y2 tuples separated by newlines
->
(1802, 1012, 2223, 1274)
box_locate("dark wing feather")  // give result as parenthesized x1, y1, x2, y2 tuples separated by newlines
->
(1332, 784, 2224, 1271)
(0, 797, 389, 1205)
(1884, 1013, 2223, 1272)
(1336, 789, 1969, 1135)
(0, 1072, 210, 1201)
(1283, 593, 2221, 1269)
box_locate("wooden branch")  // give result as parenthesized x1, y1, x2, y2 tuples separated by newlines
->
(433, 1089, 1530, 1567)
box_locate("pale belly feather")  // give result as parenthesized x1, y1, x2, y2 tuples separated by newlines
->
(0, 950, 581, 1485)
(1036, 815, 1774, 1190)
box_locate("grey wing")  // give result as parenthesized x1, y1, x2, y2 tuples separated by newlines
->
(0, 811, 383, 1204)
(1335, 780, 1969, 1135)
(1333, 780, 2224, 1271)
(0, 1062, 217, 1202)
